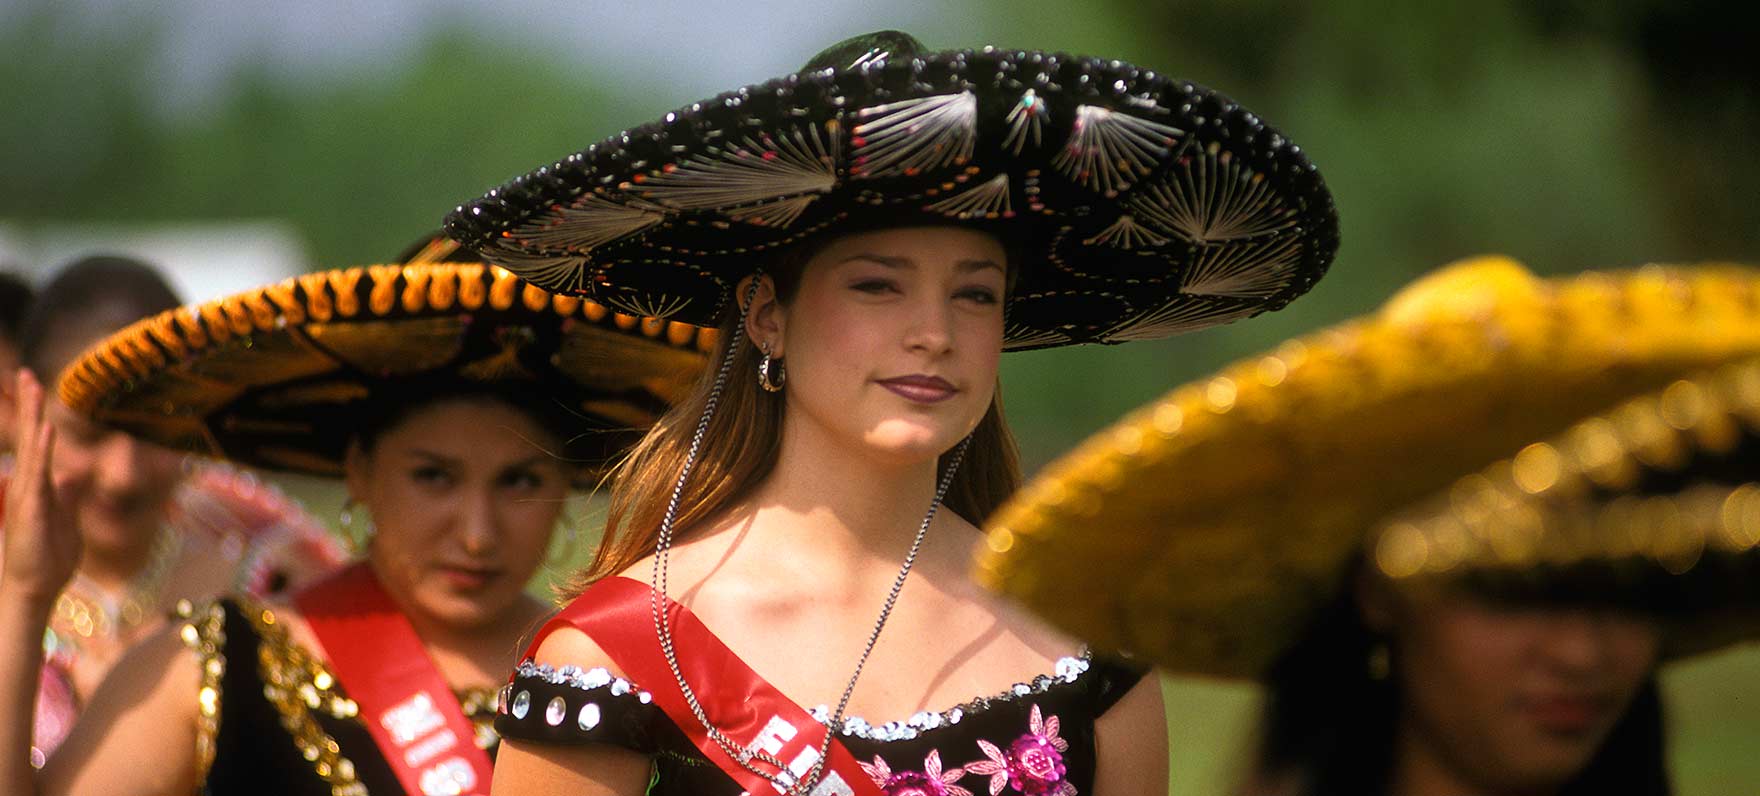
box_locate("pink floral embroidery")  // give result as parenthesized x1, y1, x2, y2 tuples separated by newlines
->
(962, 705, 1073, 796)
(861, 749, 973, 796)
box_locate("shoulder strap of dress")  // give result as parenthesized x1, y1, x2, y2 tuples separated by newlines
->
(527, 576, 882, 796)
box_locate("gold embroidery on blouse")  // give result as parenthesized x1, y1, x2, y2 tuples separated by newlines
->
(244, 600, 503, 792)
(247, 600, 367, 796)
(175, 598, 226, 783)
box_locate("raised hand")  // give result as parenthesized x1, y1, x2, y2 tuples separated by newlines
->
(1, 369, 81, 604)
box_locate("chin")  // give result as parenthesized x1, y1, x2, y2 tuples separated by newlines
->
(413, 586, 517, 631)
(78, 510, 158, 557)
(862, 420, 971, 463)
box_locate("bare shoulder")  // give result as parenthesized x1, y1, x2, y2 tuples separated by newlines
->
(39, 623, 203, 796)
(530, 623, 619, 672)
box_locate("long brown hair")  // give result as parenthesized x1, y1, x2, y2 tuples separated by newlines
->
(562, 235, 1023, 597)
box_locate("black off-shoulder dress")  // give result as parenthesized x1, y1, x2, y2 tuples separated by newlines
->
(495, 647, 1145, 795)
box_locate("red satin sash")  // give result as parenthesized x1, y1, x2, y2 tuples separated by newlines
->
(297, 563, 493, 796)
(525, 576, 882, 796)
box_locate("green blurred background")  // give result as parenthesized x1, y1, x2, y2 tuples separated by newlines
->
(4, 0, 1756, 791)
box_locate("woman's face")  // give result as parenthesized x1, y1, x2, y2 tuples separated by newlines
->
(346, 398, 569, 631)
(1385, 588, 1663, 792)
(765, 226, 1006, 467)
(45, 396, 185, 559)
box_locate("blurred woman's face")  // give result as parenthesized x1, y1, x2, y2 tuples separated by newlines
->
(346, 399, 569, 631)
(1386, 589, 1662, 792)
(45, 397, 184, 560)
(767, 226, 1006, 467)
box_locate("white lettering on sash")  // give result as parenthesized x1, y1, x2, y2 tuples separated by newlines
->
(404, 728, 459, 768)
(745, 715, 853, 796)
(382, 692, 447, 744)
(750, 715, 798, 757)
(418, 756, 479, 796)
(807, 773, 853, 796)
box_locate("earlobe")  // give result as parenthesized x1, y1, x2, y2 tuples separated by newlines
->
(739, 274, 786, 357)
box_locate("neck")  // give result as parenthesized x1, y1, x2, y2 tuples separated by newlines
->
(737, 418, 960, 585)
(364, 560, 548, 686)
(1389, 720, 1556, 796)
(74, 528, 165, 595)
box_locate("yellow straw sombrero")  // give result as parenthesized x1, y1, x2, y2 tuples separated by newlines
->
(976, 256, 1760, 678)
(59, 239, 713, 479)
(1375, 357, 1760, 660)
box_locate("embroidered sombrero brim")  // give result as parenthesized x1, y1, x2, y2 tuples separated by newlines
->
(1374, 357, 1760, 660)
(59, 247, 713, 479)
(974, 256, 1760, 678)
(444, 38, 1338, 350)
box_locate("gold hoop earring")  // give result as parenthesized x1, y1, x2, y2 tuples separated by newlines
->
(757, 343, 786, 392)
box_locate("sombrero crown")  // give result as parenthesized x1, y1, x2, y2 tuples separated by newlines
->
(445, 32, 1339, 350)
(976, 257, 1760, 677)
(60, 240, 712, 478)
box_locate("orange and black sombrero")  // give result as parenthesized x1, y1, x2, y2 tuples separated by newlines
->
(59, 239, 712, 479)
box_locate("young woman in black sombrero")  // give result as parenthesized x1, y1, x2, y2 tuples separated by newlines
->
(444, 31, 1339, 796)
(0, 242, 712, 796)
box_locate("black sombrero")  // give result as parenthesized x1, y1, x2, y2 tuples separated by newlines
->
(444, 31, 1339, 350)
(59, 240, 713, 479)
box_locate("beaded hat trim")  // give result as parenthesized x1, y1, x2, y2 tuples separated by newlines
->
(59, 246, 712, 478)
(978, 256, 1760, 678)
(1374, 358, 1760, 658)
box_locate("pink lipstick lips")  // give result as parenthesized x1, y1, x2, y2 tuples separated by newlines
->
(877, 374, 959, 404)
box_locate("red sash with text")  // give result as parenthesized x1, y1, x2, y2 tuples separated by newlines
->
(297, 563, 493, 796)
(525, 576, 882, 796)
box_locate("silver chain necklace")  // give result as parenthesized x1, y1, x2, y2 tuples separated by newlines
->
(649, 276, 972, 794)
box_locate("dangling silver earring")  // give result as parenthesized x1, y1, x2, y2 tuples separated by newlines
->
(339, 498, 375, 555)
(757, 342, 786, 392)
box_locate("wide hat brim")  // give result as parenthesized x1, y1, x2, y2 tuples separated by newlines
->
(975, 257, 1760, 678)
(59, 254, 713, 479)
(445, 46, 1338, 350)
(1375, 357, 1760, 661)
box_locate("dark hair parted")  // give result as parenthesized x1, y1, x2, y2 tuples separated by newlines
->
(348, 374, 610, 479)
(1243, 560, 1673, 796)
(20, 255, 182, 375)
(564, 230, 1022, 594)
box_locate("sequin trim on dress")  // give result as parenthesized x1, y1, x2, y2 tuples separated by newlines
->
(808, 653, 1092, 743)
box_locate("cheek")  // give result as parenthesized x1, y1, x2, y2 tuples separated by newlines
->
(1401, 614, 1530, 718)
(502, 499, 566, 562)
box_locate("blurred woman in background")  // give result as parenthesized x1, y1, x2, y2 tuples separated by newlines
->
(0, 255, 343, 765)
(0, 245, 710, 795)
(975, 257, 1760, 796)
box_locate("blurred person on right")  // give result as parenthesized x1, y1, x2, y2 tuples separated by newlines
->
(976, 257, 1760, 796)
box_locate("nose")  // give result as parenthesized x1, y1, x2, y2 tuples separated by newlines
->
(1538, 610, 1618, 672)
(94, 432, 153, 494)
(903, 293, 955, 355)
(458, 490, 499, 557)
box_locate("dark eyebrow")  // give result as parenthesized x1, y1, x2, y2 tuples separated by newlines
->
(838, 253, 912, 268)
(838, 254, 1003, 275)
(405, 450, 558, 470)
